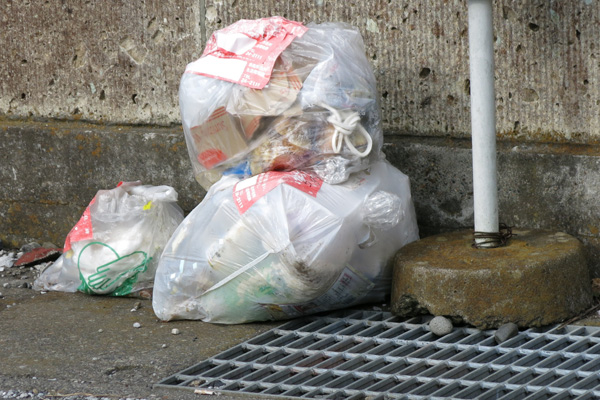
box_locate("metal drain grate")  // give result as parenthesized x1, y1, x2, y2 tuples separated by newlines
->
(156, 310, 600, 399)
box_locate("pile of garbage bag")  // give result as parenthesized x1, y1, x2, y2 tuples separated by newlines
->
(33, 17, 419, 324)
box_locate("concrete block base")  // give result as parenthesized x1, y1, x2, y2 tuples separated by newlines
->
(391, 229, 593, 329)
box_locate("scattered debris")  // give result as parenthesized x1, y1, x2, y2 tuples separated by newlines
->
(592, 278, 600, 297)
(133, 322, 141, 328)
(194, 389, 220, 396)
(130, 301, 141, 312)
(14, 247, 62, 267)
(16, 390, 148, 399)
(20, 242, 41, 254)
(171, 328, 180, 335)
(556, 300, 600, 329)
(494, 322, 519, 344)
(0, 250, 16, 269)
(135, 289, 153, 300)
(429, 316, 453, 336)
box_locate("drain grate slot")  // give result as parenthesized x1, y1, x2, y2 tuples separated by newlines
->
(156, 310, 600, 399)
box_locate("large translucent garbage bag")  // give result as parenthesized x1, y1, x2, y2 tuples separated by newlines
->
(34, 182, 184, 296)
(179, 18, 383, 189)
(152, 161, 419, 323)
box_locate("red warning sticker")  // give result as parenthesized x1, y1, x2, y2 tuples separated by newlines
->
(63, 197, 96, 252)
(185, 17, 307, 89)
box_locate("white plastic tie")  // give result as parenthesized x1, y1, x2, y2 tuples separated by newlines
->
(319, 103, 373, 158)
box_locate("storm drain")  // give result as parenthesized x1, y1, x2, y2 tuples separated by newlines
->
(156, 310, 600, 399)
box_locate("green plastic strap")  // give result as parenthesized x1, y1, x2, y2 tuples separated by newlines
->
(77, 241, 150, 296)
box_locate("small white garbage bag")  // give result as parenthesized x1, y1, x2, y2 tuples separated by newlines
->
(152, 161, 419, 323)
(34, 182, 184, 296)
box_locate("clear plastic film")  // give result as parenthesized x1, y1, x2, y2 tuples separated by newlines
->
(33, 182, 184, 296)
(362, 191, 404, 231)
(179, 19, 383, 189)
(152, 161, 419, 324)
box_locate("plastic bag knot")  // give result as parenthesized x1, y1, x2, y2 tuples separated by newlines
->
(320, 103, 373, 158)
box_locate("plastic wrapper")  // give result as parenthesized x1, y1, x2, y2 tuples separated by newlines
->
(33, 182, 184, 296)
(179, 18, 383, 189)
(152, 161, 419, 323)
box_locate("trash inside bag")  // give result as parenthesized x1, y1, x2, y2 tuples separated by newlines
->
(34, 182, 184, 296)
(152, 161, 419, 323)
(179, 17, 383, 189)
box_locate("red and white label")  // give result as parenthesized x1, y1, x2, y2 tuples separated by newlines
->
(63, 197, 96, 252)
(185, 17, 308, 89)
(233, 170, 323, 214)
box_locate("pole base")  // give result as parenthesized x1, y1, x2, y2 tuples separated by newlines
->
(391, 229, 593, 329)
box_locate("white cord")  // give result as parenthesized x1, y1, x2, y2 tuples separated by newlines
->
(319, 103, 373, 158)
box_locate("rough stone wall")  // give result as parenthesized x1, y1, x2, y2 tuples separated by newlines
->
(3, 1, 600, 143)
(1, 1, 201, 125)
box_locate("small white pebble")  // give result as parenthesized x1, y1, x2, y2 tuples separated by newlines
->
(429, 316, 454, 337)
(92, 357, 99, 361)
(133, 322, 141, 328)
(171, 328, 180, 335)
(161, 344, 168, 348)
(98, 329, 103, 333)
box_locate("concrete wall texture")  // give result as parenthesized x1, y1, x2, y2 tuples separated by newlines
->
(1, 1, 600, 274)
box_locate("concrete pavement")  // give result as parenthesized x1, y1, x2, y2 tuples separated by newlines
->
(1, 250, 599, 400)
(0, 269, 281, 400)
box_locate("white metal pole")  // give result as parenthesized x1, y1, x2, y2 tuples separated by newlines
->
(468, 0, 499, 247)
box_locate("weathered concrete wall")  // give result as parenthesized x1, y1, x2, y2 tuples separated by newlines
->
(1, 1, 201, 125)
(0, 121, 202, 247)
(1, 1, 600, 275)
(385, 137, 600, 277)
(3, 1, 600, 143)
(3, 121, 599, 277)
